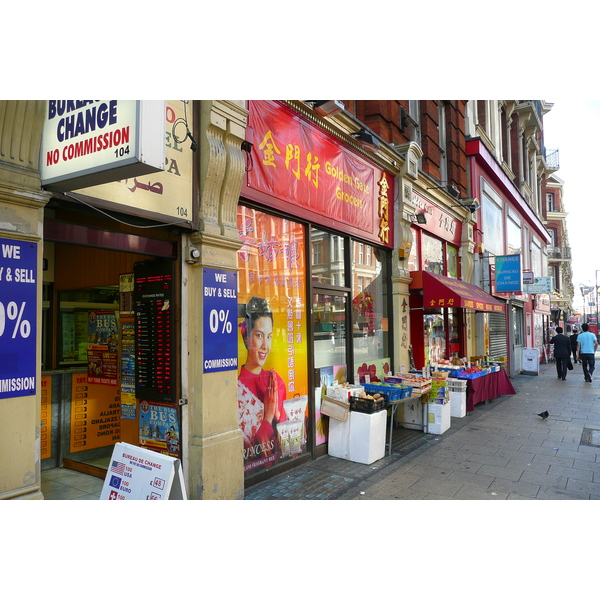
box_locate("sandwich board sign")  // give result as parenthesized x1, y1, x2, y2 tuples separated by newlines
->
(100, 442, 186, 500)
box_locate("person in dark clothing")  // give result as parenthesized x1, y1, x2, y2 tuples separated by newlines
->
(570, 328, 579, 363)
(550, 326, 571, 380)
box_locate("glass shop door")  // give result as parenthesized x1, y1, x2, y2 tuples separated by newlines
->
(312, 289, 350, 456)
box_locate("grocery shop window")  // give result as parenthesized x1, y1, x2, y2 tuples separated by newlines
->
(310, 229, 346, 286)
(351, 241, 389, 366)
(421, 233, 444, 275)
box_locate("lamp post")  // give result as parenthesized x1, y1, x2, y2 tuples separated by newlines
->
(596, 269, 600, 327)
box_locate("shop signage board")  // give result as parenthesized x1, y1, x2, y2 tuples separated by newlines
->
(134, 260, 176, 403)
(100, 442, 186, 500)
(0, 238, 37, 399)
(523, 276, 553, 294)
(203, 268, 238, 373)
(495, 254, 522, 292)
(411, 190, 462, 246)
(40, 100, 165, 192)
(246, 100, 394, 247)
(65, 101, 194, 225)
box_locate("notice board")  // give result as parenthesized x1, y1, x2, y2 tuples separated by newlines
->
(70, 373, 121, 452)
(100, 442, 186, 500)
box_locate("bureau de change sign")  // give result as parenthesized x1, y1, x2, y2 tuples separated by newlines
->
(0, 239, 37, 399)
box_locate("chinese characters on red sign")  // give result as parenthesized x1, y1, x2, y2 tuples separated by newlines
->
(246, 101, 393, 248)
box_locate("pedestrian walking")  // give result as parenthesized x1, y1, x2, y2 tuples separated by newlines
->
(549, 326, 571, 380)
(577, 323, 598, 382)
(570, 327, 579, 363)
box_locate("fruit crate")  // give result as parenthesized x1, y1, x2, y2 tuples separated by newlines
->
(349, 393, 388, 414)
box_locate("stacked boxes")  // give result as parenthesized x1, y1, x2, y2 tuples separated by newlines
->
(429, 378, 449, 404)
(427, 376, 451, 435)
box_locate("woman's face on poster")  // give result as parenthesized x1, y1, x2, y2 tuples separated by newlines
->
(246, 316, 273, 369)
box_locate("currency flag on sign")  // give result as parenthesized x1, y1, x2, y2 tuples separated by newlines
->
(110, 461, 125, 475)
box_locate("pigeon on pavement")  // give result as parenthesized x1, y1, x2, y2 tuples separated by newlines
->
(537, 411, 549, 419)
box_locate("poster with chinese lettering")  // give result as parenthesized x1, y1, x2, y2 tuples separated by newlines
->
(237, 206, 308, 475)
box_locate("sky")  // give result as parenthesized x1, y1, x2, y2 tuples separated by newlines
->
(543, 100, 600, 313)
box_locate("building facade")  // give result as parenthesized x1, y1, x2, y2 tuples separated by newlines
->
(0, 99, 573, 500)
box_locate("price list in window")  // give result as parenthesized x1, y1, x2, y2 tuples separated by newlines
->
(133, 260, 176, 403)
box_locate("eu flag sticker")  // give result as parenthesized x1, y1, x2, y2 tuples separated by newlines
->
(109, 475, 122, 489)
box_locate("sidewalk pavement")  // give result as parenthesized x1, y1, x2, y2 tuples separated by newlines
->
(244, 358, 600, 500)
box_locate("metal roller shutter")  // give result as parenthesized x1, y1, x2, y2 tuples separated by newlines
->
(489, 310, 508, 368)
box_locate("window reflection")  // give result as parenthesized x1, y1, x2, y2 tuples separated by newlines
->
(310, 229, 345, 286)
(351, 241, 388, 365)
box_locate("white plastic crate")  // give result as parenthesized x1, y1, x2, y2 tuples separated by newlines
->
(447, 377, 467, 392)
(449, 390, 466, 418)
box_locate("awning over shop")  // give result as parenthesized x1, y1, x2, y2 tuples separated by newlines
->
(410, 271, 505, 313)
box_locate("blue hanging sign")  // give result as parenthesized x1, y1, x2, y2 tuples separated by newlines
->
(203, 268, 238, 373)
(0, 239, 37, 398)
(495, 254, 522, 292)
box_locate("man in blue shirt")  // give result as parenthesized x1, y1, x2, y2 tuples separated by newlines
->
(577, 323, 598, 382)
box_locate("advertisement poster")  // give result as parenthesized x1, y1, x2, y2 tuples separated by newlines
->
(120, 321, 136, 419)
(87, 311, 118, 385)
(203, 268, 238, 373)
(41, 375, 52, 460)
(0, 238, 37, 399)
(237, 206, 308, 475)
(70, 373, 120, 452)
(139, 400, 181, 458)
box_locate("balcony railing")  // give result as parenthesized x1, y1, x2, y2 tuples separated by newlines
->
(544, 147, 560, 170)
(548, 246, 571, 260)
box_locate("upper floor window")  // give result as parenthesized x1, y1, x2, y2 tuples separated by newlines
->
(408, 100, 421, 147)
(438, 102, 448, 184)
(546, 192, 555, 212)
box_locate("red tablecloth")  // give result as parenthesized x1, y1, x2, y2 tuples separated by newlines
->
(463, 370, 516, 412)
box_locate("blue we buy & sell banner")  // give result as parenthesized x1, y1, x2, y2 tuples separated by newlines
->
(0, 239, 37, 398)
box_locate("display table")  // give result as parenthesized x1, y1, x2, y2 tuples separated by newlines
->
(461, 370, 516, 412)
(386, 390, 430, 455)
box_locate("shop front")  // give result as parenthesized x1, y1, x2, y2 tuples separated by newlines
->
(238, 100, 395, 484)
(408, 270, 506, 369)
(39, 100, 193, 479)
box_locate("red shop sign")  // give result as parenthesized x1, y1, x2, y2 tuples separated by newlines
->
(246, 101, 393, 247)
(412, 190, 461, 246)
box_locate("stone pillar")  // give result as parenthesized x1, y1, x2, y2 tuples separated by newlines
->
(184, 101, 248, 499)
(460, 215, 477, 359)
(0, 100, 51, 499)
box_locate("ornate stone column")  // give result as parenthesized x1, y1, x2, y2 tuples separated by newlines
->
(185, 101, 248, 499)
(0, 100, 51, 499)
(391, 142, 423, 373)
